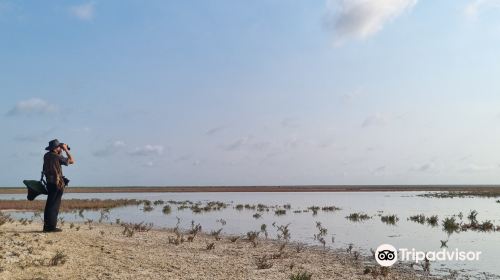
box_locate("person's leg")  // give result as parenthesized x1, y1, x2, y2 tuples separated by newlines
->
(43, 183, 57, 231)
(43, 183, 63, 231)
(52, 187, 64, 226)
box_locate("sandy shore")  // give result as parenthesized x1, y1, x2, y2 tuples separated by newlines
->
(0, 221, 431, 280)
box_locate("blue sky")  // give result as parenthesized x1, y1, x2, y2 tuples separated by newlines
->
(2, 0, 500, 186)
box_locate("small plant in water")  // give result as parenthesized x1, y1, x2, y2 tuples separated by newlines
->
(313, 221, 328, 249)
(260, 224, 268, 238)
(426, 215, 439, 227)
(346, 212, 371, 222)
(442, 217, 460, 234)
(408, 214, 426, 224)
(275, 223, 291, 243)
(162, 205, 171, 215)
(275, 209, 287, 216)
(380, 214, 399, 225)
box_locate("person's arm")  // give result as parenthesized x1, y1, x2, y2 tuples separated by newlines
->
(62, 144, 75, 164)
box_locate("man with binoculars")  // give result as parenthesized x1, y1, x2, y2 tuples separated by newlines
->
(42, 139, 75, 232)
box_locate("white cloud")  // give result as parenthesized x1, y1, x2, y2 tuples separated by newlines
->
(224, 137, 251, 151)
(69, 2, 95, 21)
(205, 126, 226, 136)
(324, 0, 417, 44)
(129, 145, 165, 156)
(14, 128, 56, 142)
(93, 140, 126, 157)
(459, 164, 497, 173)
(7, 98, 58, 116)
(281, 118, 300, 128)
(465, 0, 500, 19)
(362, 113, 386, 127)
(411, 162, 437, 173)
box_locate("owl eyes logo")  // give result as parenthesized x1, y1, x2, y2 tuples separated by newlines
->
(378, 250, 396, 260)
(375, 244, 398, 266)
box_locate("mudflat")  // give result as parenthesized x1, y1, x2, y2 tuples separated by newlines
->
(0, 221, 426, 280)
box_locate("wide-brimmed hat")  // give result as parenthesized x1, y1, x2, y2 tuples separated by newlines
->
(45, 139, 63, 151)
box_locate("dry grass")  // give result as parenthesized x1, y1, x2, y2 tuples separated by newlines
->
(49, 250, 68, 266)
(0, 199, 142, 211)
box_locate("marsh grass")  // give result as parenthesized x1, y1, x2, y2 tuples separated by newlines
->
(0, 199, 142, 212)
(188, 221, 202, 237)
(275, 209, 287, 216)
(308, 206, 320, 216)
(275, 223, 291, 243)
(260, 224, 268, 239)
(295, 243, 305, 253)
(98, 209, 110, 223)
(85, 219, 93, 230)
(0, 211, 10, 226)
(206, 242, 215, 250)
(216, 219, 227, 226)
(442, 217, 460, 234)
(121, 221, 153, 237)
(229, 236, 240, 242)
(190, 201, 228, 213)
(408, 214, 426, 224)
(210, 228, 223, 241)
(419, 190, 500, 198)
(153, 200, 164, 205)
(346, 213, 371, 222)
(247, 231, 260, 247)
(142, 204, 154, 212)
(255, 255, 273, 269)
(426, 215, 439, 227)
(314, 222, 327, 249)
(49, 250, 67, 266)
(321, 206, 341, 212)
(289, 271, 312, 280)
(380, 215, 399, 225)
(162, 205, 171, 215)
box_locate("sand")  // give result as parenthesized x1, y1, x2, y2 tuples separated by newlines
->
(0, 221, 433, 280)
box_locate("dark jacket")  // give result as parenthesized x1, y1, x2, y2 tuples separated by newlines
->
(43, 151, 68, 189)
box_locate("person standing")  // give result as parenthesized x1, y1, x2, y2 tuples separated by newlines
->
(42, 139, 75, 232)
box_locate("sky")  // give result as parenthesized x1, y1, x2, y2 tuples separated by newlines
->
(2, 0, 500, 187)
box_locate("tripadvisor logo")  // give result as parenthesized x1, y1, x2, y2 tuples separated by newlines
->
(375, 244, 398, 267)
(375, 244, 482, 267)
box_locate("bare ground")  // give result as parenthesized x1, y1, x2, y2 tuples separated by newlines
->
(0, 220, 436, 280)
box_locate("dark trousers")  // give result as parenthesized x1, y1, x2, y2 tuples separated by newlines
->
(43, 183, 64, 230)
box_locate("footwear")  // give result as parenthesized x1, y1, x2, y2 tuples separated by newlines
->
(43, 228, 63, 233)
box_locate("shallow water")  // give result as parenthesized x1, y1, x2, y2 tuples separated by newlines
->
(2, 191, 500, 279)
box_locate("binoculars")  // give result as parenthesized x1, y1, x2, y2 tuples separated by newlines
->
(60, 144, 71, 151)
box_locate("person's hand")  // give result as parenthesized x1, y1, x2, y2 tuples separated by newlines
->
(61, 143, 69, 151)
